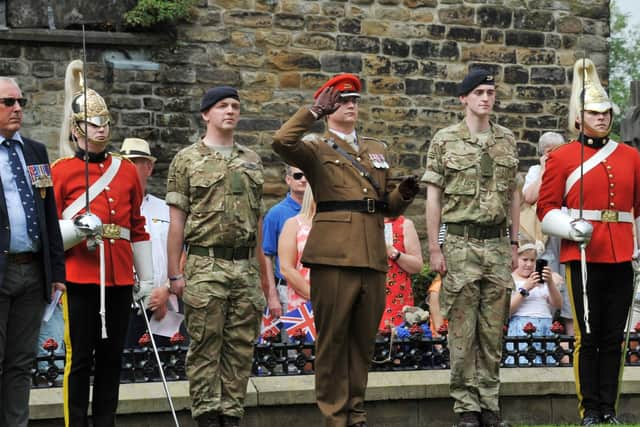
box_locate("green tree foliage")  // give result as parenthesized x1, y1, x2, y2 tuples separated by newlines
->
(609, 1, 640, 138)
(124, 0, 197, 28)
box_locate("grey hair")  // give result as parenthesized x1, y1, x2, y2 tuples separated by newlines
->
(0, 77, 20, 90)
(538, 131, 565, 154)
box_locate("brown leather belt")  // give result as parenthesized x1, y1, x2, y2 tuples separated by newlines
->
(189, 245, 253, 260)
(446, 222, 506, 240)
(7, 251, 40, 264)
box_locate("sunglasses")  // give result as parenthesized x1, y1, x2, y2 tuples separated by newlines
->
(0, 98, 27, 108)
(291, 172, 305, 180)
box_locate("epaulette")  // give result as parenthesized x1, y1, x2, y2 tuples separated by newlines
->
(50, 156, 74, 168)
(361, 136, 388, 149)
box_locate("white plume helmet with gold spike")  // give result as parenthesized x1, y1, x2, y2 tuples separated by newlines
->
(568, 57, 613, 137)
(59, 60, 111, 157)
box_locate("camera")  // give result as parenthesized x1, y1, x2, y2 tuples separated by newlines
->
(535, 259, 548, 283)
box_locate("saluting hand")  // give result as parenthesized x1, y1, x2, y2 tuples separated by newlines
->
(310, 87, 341, 119)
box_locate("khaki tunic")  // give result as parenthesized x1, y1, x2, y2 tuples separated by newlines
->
(166, 141, 265, 418)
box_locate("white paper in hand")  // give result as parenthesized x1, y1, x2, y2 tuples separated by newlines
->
(43, 289, 62, 322)
(149, 310, 184, 338)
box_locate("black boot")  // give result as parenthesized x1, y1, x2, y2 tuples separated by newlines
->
(457, 412, 481, 427)
(581, 411, 601, 426)
(196, 411, 221, 427)
(602, 413, 622, 424)
(480, 409, 510, 427)
(221, 415, 242, 427)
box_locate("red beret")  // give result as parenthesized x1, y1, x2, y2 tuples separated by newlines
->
(314, 74, 362, 99)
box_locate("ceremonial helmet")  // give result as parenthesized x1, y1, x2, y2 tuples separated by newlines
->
(59, 60, 111, 157)
(568, 58, 614, 137)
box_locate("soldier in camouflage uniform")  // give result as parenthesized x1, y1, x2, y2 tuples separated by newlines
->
(165, 87, 266, 427)
(422, 69, 519, 427)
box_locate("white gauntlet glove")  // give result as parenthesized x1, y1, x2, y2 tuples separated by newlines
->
(541, 209, 593, 243)
(132, 240, 154, 310)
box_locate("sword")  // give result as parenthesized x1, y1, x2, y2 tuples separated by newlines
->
(137, 301, 180, 427)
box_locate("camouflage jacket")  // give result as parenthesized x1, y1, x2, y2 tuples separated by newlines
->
(166, 140, 264, 247)
(422, 120, 518, 225)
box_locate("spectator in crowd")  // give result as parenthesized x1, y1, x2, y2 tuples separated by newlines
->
(520, 131, 573, 336)
(121, 137, 187, 348)
(278, 186, 315, 312)
(506, 241, 563, 365)
(54, 60, 153, 427)
(379, 215, 423, 330)
(0, 77, 65, 427)
(166, 86, 267, 427)
(262, 164, 308, 317)
(273, 73, 418, 427)
(423, 68, 519, 427)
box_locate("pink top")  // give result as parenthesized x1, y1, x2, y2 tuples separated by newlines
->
(288, 216, 311, 311)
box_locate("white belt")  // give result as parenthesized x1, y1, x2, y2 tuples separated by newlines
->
(102, 224, 131, 240)
(568, 208, 633, 223)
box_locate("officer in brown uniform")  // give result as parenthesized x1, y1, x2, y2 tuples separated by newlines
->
(273, 74, 419, 427)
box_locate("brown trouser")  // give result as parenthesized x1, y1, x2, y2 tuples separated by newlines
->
(310, 265, 385, 427)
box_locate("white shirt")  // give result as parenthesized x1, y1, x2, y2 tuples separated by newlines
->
(512, 276, 553, 318)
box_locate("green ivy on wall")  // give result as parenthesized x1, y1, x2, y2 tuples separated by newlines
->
(124, 0, 197, 28)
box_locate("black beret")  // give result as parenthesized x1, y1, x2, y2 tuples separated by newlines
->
(200, 86, 239, 112)
(457, 69, 495, 97)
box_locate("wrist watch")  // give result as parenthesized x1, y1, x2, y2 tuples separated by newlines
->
(518, 287, 529, 297)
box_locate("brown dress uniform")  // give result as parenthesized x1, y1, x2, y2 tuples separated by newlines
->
(273, 107, 414, 427)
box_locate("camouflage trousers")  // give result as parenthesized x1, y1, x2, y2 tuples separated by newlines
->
(182, 254, 265, 419)
(441, 234, 512, 414)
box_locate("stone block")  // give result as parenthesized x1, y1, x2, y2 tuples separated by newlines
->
(274, 13, 305, 30)
(121, 112, 151, 127)
(224, 52, 266, 69)
(373, 6, 411, 21)
(477, 6, 512, 28)
(143, 98, 164, 111)
(156, 113, 191, 128)
(369, 77, 404, 94)
(337, 35, 380, 54)
(403, 0, 437, 7)
(306, 16, 337, 32)
(224, 11, 272, 28)
(256, 30, 291, 47)
(163, 66, 197, 84)
(525, 115, 558, 128)
(180, 27, 230, 43)
(196, 68, 242, 86)
(322, 3, 346, 17)
(361, 20, 390, 36)
(545, 34, 562, 49)
(484, 29, 504, 44)
(32, 62, 55, 78)
(576, 34, 608, 52)
(521, 129, 541, 143)
(514, 9, 555, 31)
(447, 27, 481, 43)
(557, 16, 583, 33)
(461, 46, 516, 64)
(294, 33, 336, 51)
(531, 67, 565, 85)
(405, 79, 432, 95)
(154, 86, 203, 98)
(570, 2, 609, 19)
(495, 102, 543, 114)
(497, 115, 523, 129)
(546, 102, 568, 116)
(301, 73, 330, 90)
(412, 41, 459, 61)
(427, 24, 446, 39)
(160, 128, 196, 143)
(320, 54, 362, 73)
(562, 35, 577, 49)
(363, 56, 391, 76)
(505, 30, 546, 47)
(392, 60, 419, 76)
(0, 45, 21, 59)
(153, 46, 209, 65)
(109, 96, 142, 110)
(231, 32, 256, 49)
(421, 62, 448, 79)
(40, 78, 64, 91)
(339, 18, 361, 34)
(242, 71, 278, 88)
(438, 6, 474, 25)
(281, 0, 320, 15)
(370, 107, 418, 121)
(128, 84, 152, 96)
(410, 9, 435, 23)
(236, 118, 282, 132)
(277, 72, 300, 89)
(434, 81, 458, 97)
(469, 63, 501, 77)
(516, 86, 555, 100)
(383, 39, 410, 58)
(517, 49, 556, 65)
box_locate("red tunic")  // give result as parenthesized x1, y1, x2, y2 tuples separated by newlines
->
(379, 216, 414, 330)
(52, 154, 149, 286)
(537, 140, 640, 263)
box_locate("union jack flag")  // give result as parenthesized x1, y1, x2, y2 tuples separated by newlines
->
(280, 302, 316, 342)
(258, 308, 281, 343)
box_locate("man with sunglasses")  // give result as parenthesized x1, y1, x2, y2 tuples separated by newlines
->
(0, 77, 65, 427)
(261, 165, 308, 318)
(273, 73, 419, 427)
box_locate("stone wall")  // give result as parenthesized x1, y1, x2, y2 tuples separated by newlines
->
(0, 0, 611, 234)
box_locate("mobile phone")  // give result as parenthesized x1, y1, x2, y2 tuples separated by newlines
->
(535, 259, 548, 283)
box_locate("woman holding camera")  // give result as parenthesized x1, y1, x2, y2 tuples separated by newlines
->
(507, 241, 563, 364)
